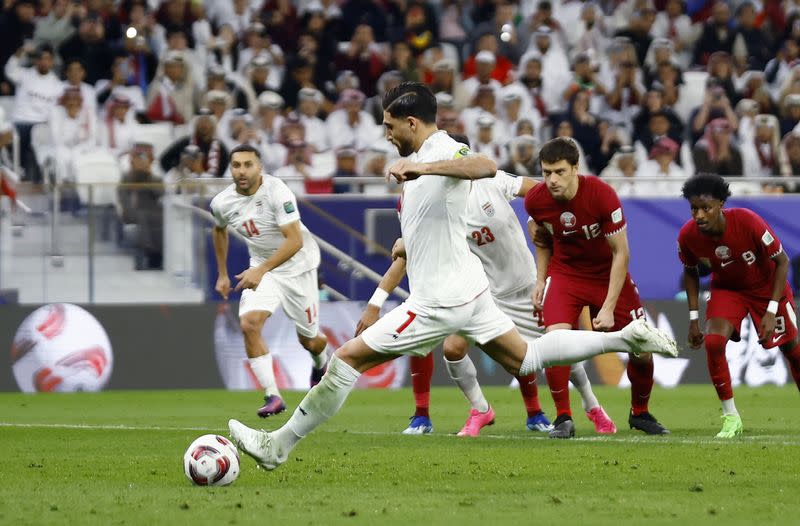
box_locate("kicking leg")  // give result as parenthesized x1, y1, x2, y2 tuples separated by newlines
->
(478, 320, 677, 378)
(443, 335, 494, 437)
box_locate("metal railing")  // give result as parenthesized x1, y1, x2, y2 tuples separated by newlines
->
(1, 175, 795, 304)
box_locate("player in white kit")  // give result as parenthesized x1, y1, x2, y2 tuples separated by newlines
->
(228, 82, 677, 471)
(358, 159, 616, 437)
(210, 144, 330, 418)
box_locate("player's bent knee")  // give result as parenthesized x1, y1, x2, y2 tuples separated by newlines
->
(239, 311, 269, 336)
(704, 333, 728, 354)
(443, 336, 468, 361)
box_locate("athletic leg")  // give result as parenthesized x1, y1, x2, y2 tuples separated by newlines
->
(403, 353, 434, 434)
(443, 334, 495, 436)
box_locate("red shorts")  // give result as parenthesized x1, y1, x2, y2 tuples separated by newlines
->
(706, 284, 798, 349)
(542, 273, 644, 331)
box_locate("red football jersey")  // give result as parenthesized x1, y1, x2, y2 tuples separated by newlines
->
(524, 175, 627, 279)
(677, 208, 784, 296)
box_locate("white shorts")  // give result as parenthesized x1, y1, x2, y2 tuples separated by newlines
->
(360, 290, 515, 357)
(239, 269, 320, 338)
(494, 284, 544, 342)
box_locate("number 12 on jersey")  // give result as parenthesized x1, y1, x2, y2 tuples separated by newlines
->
(242, 219, 260, 237)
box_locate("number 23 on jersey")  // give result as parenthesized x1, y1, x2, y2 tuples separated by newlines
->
(471, 226, 495, 246)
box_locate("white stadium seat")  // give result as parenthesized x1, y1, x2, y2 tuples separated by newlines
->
(134, 123, 175, 158)
(72, 150, 122, 206)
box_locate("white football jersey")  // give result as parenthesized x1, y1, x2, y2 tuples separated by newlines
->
(399, 131, 489, 307)
(466, 171, 537, 297)
(210, 175, 320, 277)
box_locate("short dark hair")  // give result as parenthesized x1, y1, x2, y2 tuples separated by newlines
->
(230, 144, 262, 160)
(35, 43, 54, 58)
(382, 81, 437, 124)
(681, 173, 732, 201)
(539, 137, 580, 166)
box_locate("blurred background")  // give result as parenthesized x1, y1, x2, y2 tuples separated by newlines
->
(1, 0, 798, 393)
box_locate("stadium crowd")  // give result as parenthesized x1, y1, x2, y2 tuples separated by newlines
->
(0, 0, 799, 201)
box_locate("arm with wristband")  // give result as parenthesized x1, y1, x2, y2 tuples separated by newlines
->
(759, 251, 791, 345)
(354, 256, 408, 337)
(678, 232, 704, 349)
(682, 266, 704, 349)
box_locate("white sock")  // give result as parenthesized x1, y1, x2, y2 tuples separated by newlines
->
(310, 346, 328, 369)
(519, 329, 624, 376)
(272, 356, 361, 456)
(445, 355, 490, 413)
(249, 354, 280, 397)
(721, 398, 738, 416)
(570, 362, 600, 412)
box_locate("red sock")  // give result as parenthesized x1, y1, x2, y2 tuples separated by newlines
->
(410, 353, 434, 417)
(781, 342, 800, 392)
(545, 365, 572, 417)
(704, 333, 734, 402)
(515, 374, 542, 416)
(628, 356, 654, 416)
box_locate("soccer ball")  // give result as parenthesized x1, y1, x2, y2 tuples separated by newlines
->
(183, 434, 240, 486)
(11, 303, 113, 393)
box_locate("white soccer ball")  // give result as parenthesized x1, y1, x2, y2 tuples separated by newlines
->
(11, 303, 114, 393)
(183, 434, 240, 486)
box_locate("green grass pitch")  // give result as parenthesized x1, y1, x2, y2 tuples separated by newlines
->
(0, 385, 798, 525)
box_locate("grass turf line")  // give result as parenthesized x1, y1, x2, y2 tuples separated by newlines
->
(0, 385, 797, 526)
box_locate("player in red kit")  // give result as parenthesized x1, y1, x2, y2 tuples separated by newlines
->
(525, 137, 669, 437)
(678, 174, 800, 438)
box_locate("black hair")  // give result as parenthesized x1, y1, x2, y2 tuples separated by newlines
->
(447, 132, 470, 148)
(539, 137, 580, 166)
(64, 57, 86, 69)
(681, 173, 732, 201)
(230, 143, 262, 160)
(35, 43, 54, 58)
(382, 81, 437, 124)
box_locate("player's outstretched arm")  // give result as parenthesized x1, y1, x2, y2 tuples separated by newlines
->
(212, 226, 231, 300)
(355, 256, 408, 336)
(760, 251, 791, 344)
(595, 230, 630, 331)
(234, 221, 304, 292)
(682, 266, 704, 349)
(386, 154, 496, 183)
(528, 219, 552, 311)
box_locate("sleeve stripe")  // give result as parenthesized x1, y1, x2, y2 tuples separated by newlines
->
(769, 245, 784, 259)
(604, 224, 627, 237)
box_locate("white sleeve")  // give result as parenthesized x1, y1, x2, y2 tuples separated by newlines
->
(209, 197, 228, 228)
(494, 170, 523, 201)
(271, 180, 302, 227)
(4, 55, 23, 85)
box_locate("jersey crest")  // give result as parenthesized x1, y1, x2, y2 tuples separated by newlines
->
(715, 246, 731, 260)
(560, 212, 577, 228)
(482, 202, 495, 217)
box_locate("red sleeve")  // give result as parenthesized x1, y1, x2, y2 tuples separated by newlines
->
(523, 184, 542, 221)
(593, 179, 626, 236)
(743, 210, 783, 259)
(677, 225, 699, 267)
